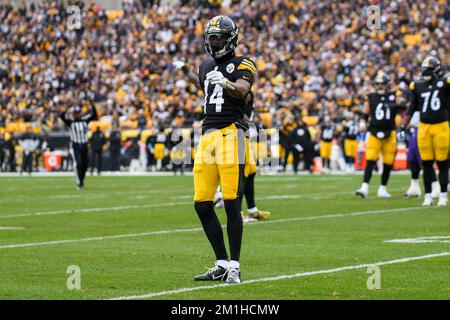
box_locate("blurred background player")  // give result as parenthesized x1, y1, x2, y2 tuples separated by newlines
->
(403, 56, 449, 206)
(342, 117, 359, 173)
(403, 111, 440, 198)
(60, 104, 98, 190)
(356, 71, 406, 198)
(89, 126, 106, 176)
(279, 117, 295, 172)
(291, 116, 313, 174)
(319, 116, 334, 173)
(169, 132, 184, 175)
(239, 93, 271, 223)
(108, 126, 122, 172)
(18, 127, 40, 175)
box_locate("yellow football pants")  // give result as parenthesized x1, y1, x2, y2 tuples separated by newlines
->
(418, 121, 450, 162)
(320, 141, 332, 159)
(194, 124, 245, 202)
(344, 139, 358, 158)
(244, 139, 257, 177)
(366, 130, 396, 165)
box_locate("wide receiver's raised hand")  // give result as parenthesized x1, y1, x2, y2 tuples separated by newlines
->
(206, 70, 228, 88)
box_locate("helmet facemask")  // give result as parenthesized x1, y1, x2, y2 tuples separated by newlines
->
(204, 31, 238, 59)
(203, 16, 238, 59)
(421, 56, 442, 81)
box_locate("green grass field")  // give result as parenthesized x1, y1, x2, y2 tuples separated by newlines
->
(0, 173, 449, 300)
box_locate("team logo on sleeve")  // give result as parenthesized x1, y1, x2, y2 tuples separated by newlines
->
(226, 63, 235, 74)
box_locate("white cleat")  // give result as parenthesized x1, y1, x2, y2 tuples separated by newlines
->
(377, 186, 391, 198)
(432, 182, 441, 199)
(355, 188, 368, 198)
(404, 185, 421, 198)
(242, 216, 257, 224)
(422, 196, 434, 207)
(214, 199, 224, 208)
(377, 190, 392, 198)
(225, 267, 241, 284)
(437, 195, 448, 207)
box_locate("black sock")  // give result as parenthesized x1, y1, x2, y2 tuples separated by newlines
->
(194, 201, 228, 261)
(422, 160, 434, 194)
(409, 161, 421, 180)
(224, 199, 243, 262)
(363, 160, 376, 183)
(437, 160, 449, 193)
(244, 173, 256, 209)
(431, 165, 437, 182)
(381, 163, 393, 186)
(238, 177, 246, 212)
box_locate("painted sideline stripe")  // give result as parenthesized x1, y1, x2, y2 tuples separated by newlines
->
(108, 251, 450, 300)
(0, 226, 25, 230)
(0, 206, 429, 250)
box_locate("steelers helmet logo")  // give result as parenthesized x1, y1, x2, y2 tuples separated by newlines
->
(389, 95, 395, 101)
(297, 129, 305, 136)
(437, 81, 443, 88)
(226, 63, 235, 74)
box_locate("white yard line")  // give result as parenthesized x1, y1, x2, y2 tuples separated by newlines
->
(0, 227, 25, 230)
(0, 201, 193, 219)
(108, 251, 450, 300)
(0, 188, 406, 220)
(385, 236, 450, 244)
(0, 227, 204, 249)
(0, 206, 430, 250)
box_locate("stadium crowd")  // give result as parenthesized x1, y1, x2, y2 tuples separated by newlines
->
(0, 0, 448, 172)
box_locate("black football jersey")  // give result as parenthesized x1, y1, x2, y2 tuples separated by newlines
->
(198, 55, 256, 132)
(408, 74, 450, 124)
(367, 91, 401, 133)
(320, 125, 334, 142)
(344, 123, 359, 140)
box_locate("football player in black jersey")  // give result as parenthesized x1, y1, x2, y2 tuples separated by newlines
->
(319, 117, 335, 173)
(239, 93, 271, 223)
(342, 117, 360, 173)
(403, 56, 449, 206)
(174, 16, 257, 284)
(356, 71, 406, 198)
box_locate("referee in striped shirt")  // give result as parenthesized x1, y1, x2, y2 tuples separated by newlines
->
(60, 104, 98, 190)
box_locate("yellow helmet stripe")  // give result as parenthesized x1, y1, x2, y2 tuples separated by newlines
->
(212, 17, 219, 27)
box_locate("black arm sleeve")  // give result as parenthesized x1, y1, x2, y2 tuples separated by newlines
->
(81, 105, 98, 122)
(59, 112, 71, 127)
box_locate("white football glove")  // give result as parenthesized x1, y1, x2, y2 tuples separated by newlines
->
(294, 144, 304, 152)
(206, 70, 228, 88)
(172, 60, 185, 70)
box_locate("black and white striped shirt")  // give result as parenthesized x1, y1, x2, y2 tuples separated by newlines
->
(60, 107, 98, 144)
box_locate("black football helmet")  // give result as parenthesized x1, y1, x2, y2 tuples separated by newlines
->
(203, 15, 238, 59)
(421, 56, 442, 81)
